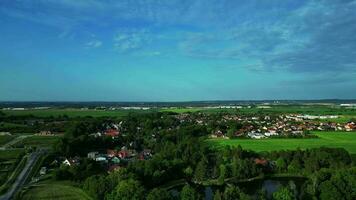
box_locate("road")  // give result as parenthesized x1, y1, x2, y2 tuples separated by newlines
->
(0, 151, 42, 200)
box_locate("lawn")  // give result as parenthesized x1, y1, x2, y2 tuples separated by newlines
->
(21, 182, 92, 200)
(207, 131, 356, 154)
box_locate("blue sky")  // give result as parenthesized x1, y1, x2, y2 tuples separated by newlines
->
(0, 0, 356, 101)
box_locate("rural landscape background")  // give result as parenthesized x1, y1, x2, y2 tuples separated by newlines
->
(1, 0, 356, 200)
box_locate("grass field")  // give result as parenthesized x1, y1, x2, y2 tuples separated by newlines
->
(13, 136, 60, 148)
(0, 149, 24, 160)
(0, 135, 14, 146)
(2, 106, 356, 118)
(22, 182, 92, 200)
(207, 131, 356, 154)
(2, 109, 142, 118)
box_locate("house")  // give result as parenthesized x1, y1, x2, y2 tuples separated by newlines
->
(39, 167, 47, 175)
(62, 157, 80, 166)
(105, 129, 120, 138)
(87, 152, 99, 160)
(118, 150, 129, 159)
(254, 158, 268, 166)
(110, 156, 121, 164)
(345, 122, 355, 131)
(248, 132, 265, 139)
(37, 131, 52, 136)
(95, 156, 107, 162)
(107, 149, 118, 158)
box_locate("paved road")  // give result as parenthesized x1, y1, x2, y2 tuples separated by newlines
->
(0, 151, 42, 200)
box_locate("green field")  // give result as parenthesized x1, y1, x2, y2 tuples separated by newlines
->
(2, 109, 141, 118)
(3, 106, 356, 118)
(0, 149, 24, 160)
(207, 131, 356, 154)
(0, 135, 14, 146)
(13, 136, 60, 148)
(22, 182, 92, 200)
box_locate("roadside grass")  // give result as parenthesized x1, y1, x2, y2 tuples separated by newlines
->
(0, 149, 25, 160)
(13, 136, 60, 148)
(0, 135, 15, 146)
(20, 181, 92, 200)
(0, 149, 25, 193)
(207, 131, 356, 154)
(0, 156, 27, 195)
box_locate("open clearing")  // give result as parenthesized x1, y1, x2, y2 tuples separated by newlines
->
(207, 131, 356, 154)
(21, 182, 92, 200)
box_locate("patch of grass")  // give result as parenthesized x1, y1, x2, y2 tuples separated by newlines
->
(21, 181, 92, 200)
(160, 108, 204, 113)
(0, 149, 25, 160)
(13, 136, 60, 148)
(0, 135, 15, 146)
(207, 131, 356, 154)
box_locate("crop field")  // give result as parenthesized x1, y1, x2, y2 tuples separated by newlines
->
(22, 182, 92, 200)
(2, 109, 145, 118)
(2, 105, 356, 117)
(207, 131, 356, 154)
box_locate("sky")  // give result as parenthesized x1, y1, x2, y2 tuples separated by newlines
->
(0, 0, 356, 101)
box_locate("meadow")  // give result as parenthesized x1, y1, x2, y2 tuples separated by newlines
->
(12, 136, 61, 148)
(2, 105, 356, 118)
(21, 181, 92, 200)
(0, 135, 14, 146)
(2, 109, 142, 118)
(207, 131, 356, 154)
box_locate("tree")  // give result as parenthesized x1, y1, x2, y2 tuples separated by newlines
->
(113, 179, 145, 200)
(194, 159, 207, 182)
(319, 180, 342, 200)
(223, 186, 241, 200)
(276, 158, 287, 172)
(147, 188, 172, 200)
(180, 185, 198, 200)
(83, 175, 107, 200)
(213, 190, 222, 200)
(272, 186, 295, 200)
(218, 164, 227, 183)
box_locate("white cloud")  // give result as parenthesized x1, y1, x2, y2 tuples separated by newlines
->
(113, 28, 152, 53)
(85, 40, 102, 48)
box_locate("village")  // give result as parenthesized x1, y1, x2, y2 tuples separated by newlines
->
(52, 113, 356, 176)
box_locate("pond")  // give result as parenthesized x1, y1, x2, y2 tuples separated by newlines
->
(170, 176, 307, 200)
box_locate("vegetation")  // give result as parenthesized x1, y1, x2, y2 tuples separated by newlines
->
(1, 106, 355, 199)
(21, 181, 92, 200)
(207, 131, 356, 154)
(0, 135, 14, 146)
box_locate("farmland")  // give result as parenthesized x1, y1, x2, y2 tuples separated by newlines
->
(1, 109, 139, 118)
(207, 131, 356, 154)
(21, 181, 92, 200)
